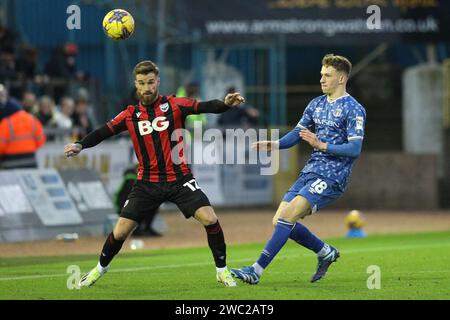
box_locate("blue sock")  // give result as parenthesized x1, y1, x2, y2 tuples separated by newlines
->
(256, 219, 294, 269)
(289, 222, 324, 253)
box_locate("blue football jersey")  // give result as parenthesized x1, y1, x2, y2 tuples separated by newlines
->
(297, 94, 366, 191)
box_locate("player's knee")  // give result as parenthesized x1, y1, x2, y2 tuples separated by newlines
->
(202, 215, 218, 226)
(272, 216, 280, 227)
(194, 207, 218, 226)
(113, 220, 137, 240)
(113, 226, 135, 240)
(278, 206, 297, 223)
(113, 230, 129, 241)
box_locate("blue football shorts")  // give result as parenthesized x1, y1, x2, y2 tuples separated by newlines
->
(282, 172, 343, 213)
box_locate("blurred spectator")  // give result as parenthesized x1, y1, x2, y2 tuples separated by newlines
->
(54, 96, 75, 131)
(16, 45, 39, 81)
(36, 95, 56, 127)
(0, 84, 21, 121)
(218, 86, 259, 128)
(0, 49, 17, 83)
(177, 82, 207, 128)
(44, 43, 86, 102)
(0, 30, 50, 97)
(0, 102, 46, 169)
(76, 87, 98, 127)
(35, 95, 58, 141)
(0, 25, 16, 54)
(21, 91, 38, 114)
(72, 90, 96, 140)
(45, 43, 79, 79)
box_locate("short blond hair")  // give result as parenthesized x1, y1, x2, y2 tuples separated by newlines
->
(322, 54, 352, 76)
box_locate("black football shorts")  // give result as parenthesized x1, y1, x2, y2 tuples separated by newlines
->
(120, 174, 211, 222)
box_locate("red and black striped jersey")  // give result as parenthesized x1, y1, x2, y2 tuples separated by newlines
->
(106, 95, 200, 183)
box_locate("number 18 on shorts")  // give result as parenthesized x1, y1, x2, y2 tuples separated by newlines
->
(282, 172, 343, 213)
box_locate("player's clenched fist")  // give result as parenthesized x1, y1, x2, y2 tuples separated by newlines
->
(64, 143, 82, 158)
(224, 92, 245, 107)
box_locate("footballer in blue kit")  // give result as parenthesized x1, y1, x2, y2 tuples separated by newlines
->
(231, 54, 366, 284)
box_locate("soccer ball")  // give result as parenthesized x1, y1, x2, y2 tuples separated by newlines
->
(102, 9, 135, 40)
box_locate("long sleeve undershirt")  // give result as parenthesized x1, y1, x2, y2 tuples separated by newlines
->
(278, 127, 301, 149)
(76, 125, 113, 149)
(277, 127, 362, 158)
(326, 139, 362, 158)
(197, 100, 231, 113)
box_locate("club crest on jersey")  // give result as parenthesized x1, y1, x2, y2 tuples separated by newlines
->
(333, 109, 342, 117)
(160, 103, 169, 113)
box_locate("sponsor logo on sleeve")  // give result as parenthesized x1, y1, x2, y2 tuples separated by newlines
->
(356, 116, 364, 130)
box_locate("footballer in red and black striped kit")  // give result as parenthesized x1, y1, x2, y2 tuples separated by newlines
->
(64, 60, 245, 288)
(107, 95, 201, 183)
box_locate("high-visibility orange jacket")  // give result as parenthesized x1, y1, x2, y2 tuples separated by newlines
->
(0, 110, 46, 168)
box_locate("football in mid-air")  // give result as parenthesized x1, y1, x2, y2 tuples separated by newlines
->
(102, 9, 135, 40)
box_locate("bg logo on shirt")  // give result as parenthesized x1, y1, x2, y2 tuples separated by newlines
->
(138, 116, 169, 135)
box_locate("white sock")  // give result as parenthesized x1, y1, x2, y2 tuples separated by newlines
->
(252, 263, 264, 276)
(317, 244, 331, 257)
(216, 266, 227, 273)
(97, 262, 109, 273)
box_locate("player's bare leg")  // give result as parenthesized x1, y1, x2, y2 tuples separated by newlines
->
(271, 198, 311, 228)
(112, 217, 139, 240)
(231, 199, 309, 284)
(193, 206, 218, 226)
(194, 206, 236, 287)
(275, 196, 340, 282)
(271, 201, 290, 227)
(275, 195, 311, 222)
(79, 217, 138, 287)
(232, 196, 339, 284)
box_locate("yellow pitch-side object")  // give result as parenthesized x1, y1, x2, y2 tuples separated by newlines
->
(102, 9, 135, 40)
(346, 210, 364, 229)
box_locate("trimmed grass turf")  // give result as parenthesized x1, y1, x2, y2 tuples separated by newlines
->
(0, 231, 449, 300)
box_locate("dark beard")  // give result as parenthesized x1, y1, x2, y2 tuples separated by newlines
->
(138, 92, 158, 105)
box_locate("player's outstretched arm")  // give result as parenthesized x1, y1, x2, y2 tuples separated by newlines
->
(252, 126, 302, 151)
(276, 126, 301, 149)
(196, 93, 245, 114)
(64, 125, 114, 158)
(252, 140, 279, 151)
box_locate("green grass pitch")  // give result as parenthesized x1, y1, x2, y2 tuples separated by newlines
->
(1, 231, 449, 300)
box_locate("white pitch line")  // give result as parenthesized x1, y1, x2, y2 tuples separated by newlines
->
(0, 273, 69, 281)
(0, 241, 449, 282)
